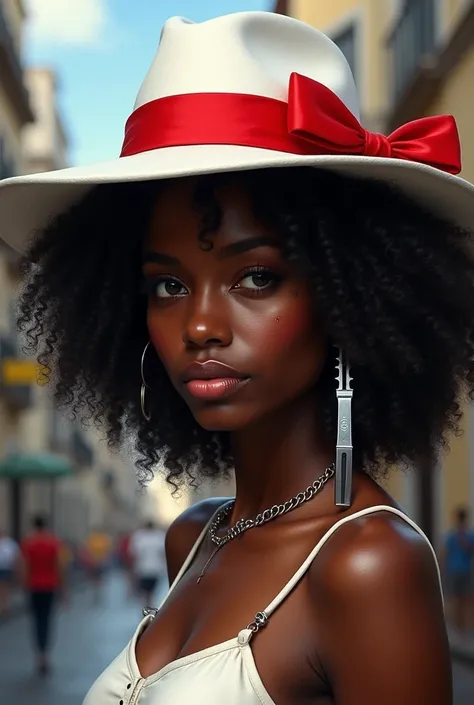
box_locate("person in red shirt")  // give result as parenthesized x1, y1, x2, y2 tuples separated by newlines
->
(20, 515, 65, 675)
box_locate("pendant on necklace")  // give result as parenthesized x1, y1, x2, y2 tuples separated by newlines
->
(196, 544, 221, 584)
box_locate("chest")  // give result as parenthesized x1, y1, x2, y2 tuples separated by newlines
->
(135, 531, 332, 704)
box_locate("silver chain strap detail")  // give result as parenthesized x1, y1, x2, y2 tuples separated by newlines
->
(209, 463, 335, 549)
(247, 611, 269, 633)
(142, 606, 159, 619)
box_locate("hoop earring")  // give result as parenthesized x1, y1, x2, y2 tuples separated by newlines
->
(335, 347, 353, 507)
(140, 340, 152, 421)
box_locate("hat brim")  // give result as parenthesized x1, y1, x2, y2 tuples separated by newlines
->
(1, 145, 473, 253)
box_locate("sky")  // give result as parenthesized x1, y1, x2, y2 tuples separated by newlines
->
(24, 0, 273, 166)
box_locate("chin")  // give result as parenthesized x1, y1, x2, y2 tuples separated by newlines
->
(190, 404, 262, 433)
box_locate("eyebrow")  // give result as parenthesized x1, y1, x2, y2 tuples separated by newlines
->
(142, 251, 180, 265)
(142, 235, 280, 266)
(219, 235, 280, 258)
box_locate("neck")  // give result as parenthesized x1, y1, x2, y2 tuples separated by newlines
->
(230, 390, 334, 520)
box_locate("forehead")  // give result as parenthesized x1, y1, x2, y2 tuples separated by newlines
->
(145, 176, 274, 251)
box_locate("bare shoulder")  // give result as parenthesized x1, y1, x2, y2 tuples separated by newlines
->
(308, 510, 450, 704)
(165, 497, 231, 583)
(312, 509, 440, 600)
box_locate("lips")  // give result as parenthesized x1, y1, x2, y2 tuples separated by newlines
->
(182, 361, 246, 382)
(182, 361, 249, 400)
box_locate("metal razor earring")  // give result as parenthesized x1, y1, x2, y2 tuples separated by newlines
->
(140, 340, 152, 421)
(335, 347, 353, 507)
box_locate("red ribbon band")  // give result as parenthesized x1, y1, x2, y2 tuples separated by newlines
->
(120, 72, 461, 175)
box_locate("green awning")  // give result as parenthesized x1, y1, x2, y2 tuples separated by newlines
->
(0, 452, 73, 479)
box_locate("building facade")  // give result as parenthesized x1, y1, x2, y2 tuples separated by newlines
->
(275, 0, 474, 545)
(0, 1, 146, 545)
(0, 0, 31, 180)
(0, 0, 34, 533)
(22, 67, 68, 173)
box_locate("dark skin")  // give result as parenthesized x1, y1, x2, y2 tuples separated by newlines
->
(136, 178, 451, 704)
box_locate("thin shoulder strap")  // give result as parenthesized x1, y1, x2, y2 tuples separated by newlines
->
(158, 500, 232, 609)
(263, 505, 443, 618)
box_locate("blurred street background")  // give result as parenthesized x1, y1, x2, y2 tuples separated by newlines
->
(0, 0, 474, 702)
(0, 571, 473, 705)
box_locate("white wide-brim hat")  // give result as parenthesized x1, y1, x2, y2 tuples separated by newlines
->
(1, 11, 473, 254)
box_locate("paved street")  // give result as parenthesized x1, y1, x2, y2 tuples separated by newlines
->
(0, 573, 149, 705)
(0, 573, 473, 704)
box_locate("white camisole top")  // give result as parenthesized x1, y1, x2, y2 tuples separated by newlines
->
(83, 504, 442, 705)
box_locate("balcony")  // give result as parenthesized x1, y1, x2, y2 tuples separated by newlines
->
(0, 3, 33, 126)
(387, 0, 436, 103)
(0, 333, 34, 410)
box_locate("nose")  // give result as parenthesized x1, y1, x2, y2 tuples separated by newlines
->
(183, 289, 232, 349)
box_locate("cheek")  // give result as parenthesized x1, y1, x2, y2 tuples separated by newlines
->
(262, 300, 321, 356)
(253, 296, 327, 391)
(147, 312, 179, 367)
(268, 312, 310, 349)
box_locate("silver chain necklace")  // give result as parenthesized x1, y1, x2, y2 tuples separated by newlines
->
(196, 463, 335, 583)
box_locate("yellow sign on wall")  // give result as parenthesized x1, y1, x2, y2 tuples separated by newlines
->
(1, 358, 39, 385)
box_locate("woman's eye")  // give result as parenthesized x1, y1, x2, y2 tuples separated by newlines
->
(237, 270, 277, 290)
(154, 278, 188, 298)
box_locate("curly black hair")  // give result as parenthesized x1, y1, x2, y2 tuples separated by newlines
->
(17, 167, 474, 489)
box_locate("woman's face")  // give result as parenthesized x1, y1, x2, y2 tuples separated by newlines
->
(143, 176, 327, 432)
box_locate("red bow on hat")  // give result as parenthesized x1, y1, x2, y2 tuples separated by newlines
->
(121, 71, 462, 175)
(287, 73, 462, 174)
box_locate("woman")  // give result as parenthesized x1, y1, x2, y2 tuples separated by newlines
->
(20, 516, 64, 676)
(1, 10, 473, 705)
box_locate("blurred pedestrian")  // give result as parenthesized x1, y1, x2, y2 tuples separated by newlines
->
(0, 528, 20, 617)
(83, 527, 113, 604)
(129, 520, 165, 607)
(20, 516, 66, 676)
(117, 531, 135, 596)
(443, 506, 474, 634)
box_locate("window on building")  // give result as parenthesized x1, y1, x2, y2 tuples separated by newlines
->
(388, 0, 437, 100)
(332, 24, 357, 81)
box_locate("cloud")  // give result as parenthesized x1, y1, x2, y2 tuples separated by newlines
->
(25, 0, 109, 46)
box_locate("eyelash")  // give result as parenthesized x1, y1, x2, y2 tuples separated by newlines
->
(142, 266, 281, 299)
(234, 265, 282, 293)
